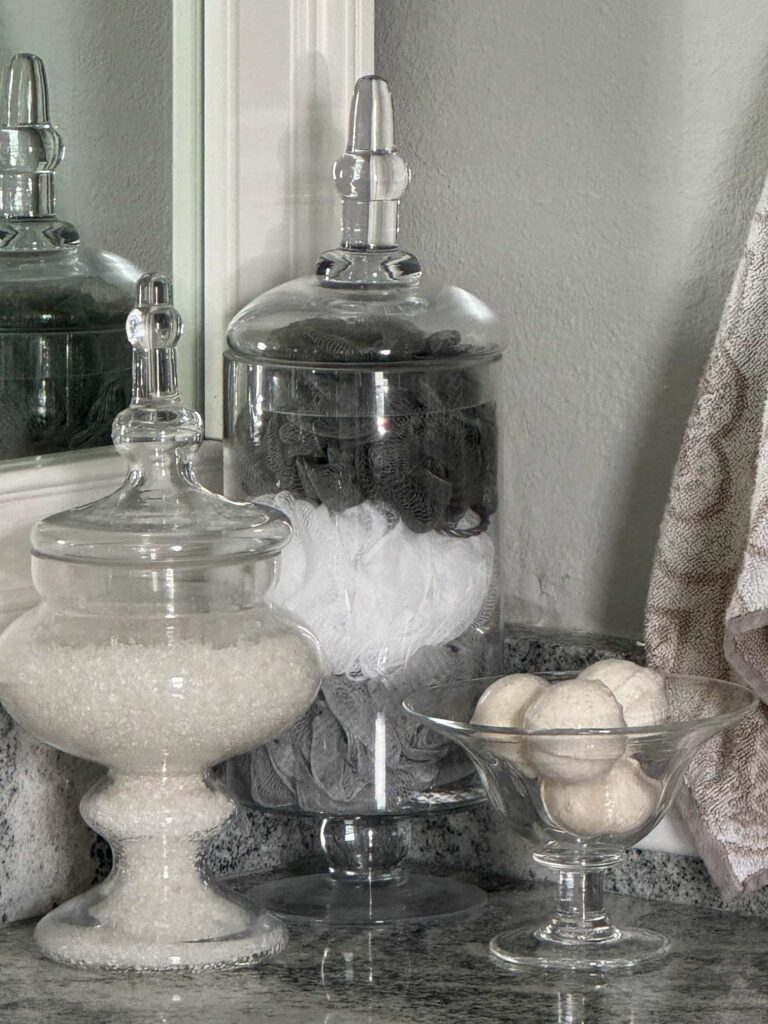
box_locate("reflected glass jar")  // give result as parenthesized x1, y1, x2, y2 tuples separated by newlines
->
(0, 54, 138, 459)
(224, 77, 505, 923)
(0, 275, 321, 971)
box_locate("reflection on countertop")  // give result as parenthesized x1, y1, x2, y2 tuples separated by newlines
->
(0, 882, 764, 1023)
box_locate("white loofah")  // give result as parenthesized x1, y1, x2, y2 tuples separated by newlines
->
(470, 674, 547, 776)
(578, 659, 667, 727)
(264, 493, 496, 679)
(523, 679, 626, 782)
(541, 758, 661, 837)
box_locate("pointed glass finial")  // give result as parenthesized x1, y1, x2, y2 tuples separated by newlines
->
(125, 272, 184, 393)
(114, 273, 201, 452)
(347, 74, 395, 152)
(316, 76, 420, 285)
(135, 272, 173, 308)
(0, 53, 64, 220)
(334, 75, 410, 250)
(4, 52, 50, 126)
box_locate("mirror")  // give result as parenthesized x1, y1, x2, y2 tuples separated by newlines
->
(0, 0, 201, 465)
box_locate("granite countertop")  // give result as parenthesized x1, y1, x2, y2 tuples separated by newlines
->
(1, 882, 765, 1023)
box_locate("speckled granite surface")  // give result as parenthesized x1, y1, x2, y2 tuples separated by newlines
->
(3, 626, 766, 926)
(0, 709, 101, 923)
(1, 885, 766, 1022)
(502, 626, 645, 674)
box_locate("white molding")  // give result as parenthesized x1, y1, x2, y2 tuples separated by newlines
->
(202, 0, 238, 441)
(173, 0, 205, 413)
(0, 441, 221, 500)
(202, 0, 375, 439)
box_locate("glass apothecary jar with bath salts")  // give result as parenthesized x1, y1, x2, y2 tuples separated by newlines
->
(0, 53, 139, 459)
(0, 274, 321, 971)
(224, 76, 506, 923)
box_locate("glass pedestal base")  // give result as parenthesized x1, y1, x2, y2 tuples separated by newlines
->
(490, 923, 670, 974)
(242, 810, 485, 926)
(489, 850, 670, 974)
(35, 892, 286, 972)
(36, 772, 288, 971)
(256, 871, 485, 926)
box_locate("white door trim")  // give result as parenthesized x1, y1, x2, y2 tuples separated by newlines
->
(201, 0, 375, 438)
(172, 0, 205, 412)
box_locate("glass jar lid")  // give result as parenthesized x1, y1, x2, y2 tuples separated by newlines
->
(32, 274, 291, 567)
(227, 76, 505, 368)
(0, 53, 140, 332)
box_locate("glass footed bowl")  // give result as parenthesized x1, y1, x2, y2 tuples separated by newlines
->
(404, 672, 756, 974)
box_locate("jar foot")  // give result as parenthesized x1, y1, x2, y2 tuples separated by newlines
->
(35, 892, 285, 971)
(253, 870, 484, 926)
(249, 814, 485, 925)
(35, 772, 286, 971)
(488, 848, 670, 973)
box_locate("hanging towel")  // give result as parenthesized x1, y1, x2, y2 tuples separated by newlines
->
(645, 173, 768, 897)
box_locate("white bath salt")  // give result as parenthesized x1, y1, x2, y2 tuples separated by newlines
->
(470, 674, 547, 777)
(578, 659, 667, 727)
(523, 678, 626, 782)
(540, 758, 661, 838)
(0, 632, 320, 774)
(0, 632, 319, 970)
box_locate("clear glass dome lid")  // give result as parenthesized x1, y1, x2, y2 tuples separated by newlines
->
(227, 76, 505, 367)
(33, 274, 291, 567)
(0, 53, 139, 332)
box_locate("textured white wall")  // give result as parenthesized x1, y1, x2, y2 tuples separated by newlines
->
(0, 0, 172, 272)
(377, 0, 768, 638)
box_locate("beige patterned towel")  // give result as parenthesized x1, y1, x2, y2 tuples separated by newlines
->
(646, 174, 768, 897)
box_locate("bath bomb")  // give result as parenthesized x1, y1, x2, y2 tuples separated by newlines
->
(470, 674, 548, 776)
(541, 758, 661, 837)
(578, 659, 667, 728)
(523, 678, 626, 782)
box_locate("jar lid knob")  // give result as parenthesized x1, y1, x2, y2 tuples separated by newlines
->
(334, 75, 410, 250)
(0, 53, 64, 219)
(114, 273, 202, 450)
(126, 273, 184, 368)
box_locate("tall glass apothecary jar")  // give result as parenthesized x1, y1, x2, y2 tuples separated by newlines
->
(0, 53, 139, 459)
(0, 275, 321, 970)
(225, 77, 506, 924)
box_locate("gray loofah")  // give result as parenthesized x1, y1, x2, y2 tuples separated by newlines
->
(234, 316, 498, 535)
(239, 633, 499, 815)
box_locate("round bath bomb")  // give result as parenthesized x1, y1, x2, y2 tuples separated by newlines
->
(578, 659, 667, 728)
(470, 674, 548, 776)
(523, 678, 626, 782)
(541, 758, 661, 837)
